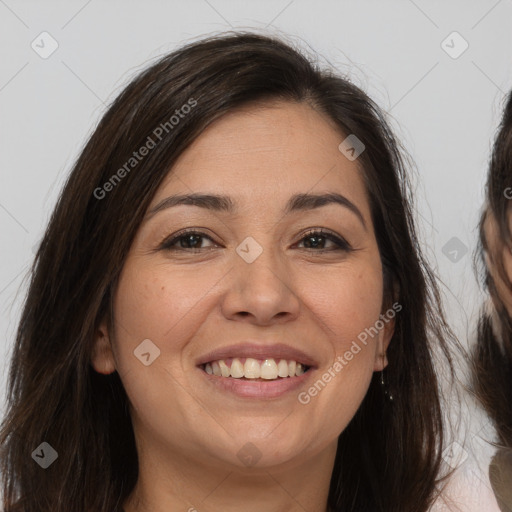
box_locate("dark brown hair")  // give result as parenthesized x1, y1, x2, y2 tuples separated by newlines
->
(0, 31, 456, 512)
(473, 90, 512, 448)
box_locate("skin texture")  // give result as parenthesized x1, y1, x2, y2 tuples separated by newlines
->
(91, 101, 395, 512)
(483, 207, 512, 318)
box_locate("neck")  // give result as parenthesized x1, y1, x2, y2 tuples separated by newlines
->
(123, 437, 338, 512)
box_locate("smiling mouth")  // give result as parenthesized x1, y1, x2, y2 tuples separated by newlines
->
(200, 357, 311, 380)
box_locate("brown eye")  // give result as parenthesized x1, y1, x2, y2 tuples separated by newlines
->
(160, 230, 217, 251)
(297, 229, 352, 252)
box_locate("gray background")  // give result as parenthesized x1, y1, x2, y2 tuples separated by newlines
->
(1, 1, 511, 509)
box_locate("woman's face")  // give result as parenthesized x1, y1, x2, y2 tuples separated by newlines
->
(483, 206, 512, 317)
(92, 101, 394, 470)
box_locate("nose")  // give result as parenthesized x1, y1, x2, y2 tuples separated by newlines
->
(221, 243, 301, 326)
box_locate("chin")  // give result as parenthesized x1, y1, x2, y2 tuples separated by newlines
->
(204, 426, 313, 469)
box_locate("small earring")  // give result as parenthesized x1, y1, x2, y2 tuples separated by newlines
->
(380, 367, 394, 402)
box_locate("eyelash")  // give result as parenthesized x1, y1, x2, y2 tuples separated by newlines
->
(159, 228, 353, 253)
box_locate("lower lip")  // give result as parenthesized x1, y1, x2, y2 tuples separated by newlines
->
(197, 367, 315, 399)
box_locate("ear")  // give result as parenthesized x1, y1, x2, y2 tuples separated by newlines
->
(373, 310, 396, 372)
(91, 319, 116, 375)
(373, 273, 399, 372)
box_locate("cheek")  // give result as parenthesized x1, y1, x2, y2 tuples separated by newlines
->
(114, 257, 225, 330)
(303, 262, 384, 351)
(293, 269, 384, 443)
(110, 260, 217, 375)
(109, 261, 221, 435)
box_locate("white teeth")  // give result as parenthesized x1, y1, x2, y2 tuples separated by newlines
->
(203, 357, 310, 379)
(261, 359, 278, 379)
(219, 360, 230, 377)
(277, 359, 289, 378)
(230, 358, 244, 378)
(244, 358, 261, 378)
(211, 361, 221, 377)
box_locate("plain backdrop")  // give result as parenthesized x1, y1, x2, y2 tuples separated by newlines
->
(1, 1, 511, 510)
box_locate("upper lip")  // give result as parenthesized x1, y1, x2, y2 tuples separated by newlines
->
(196, 342, 318, 368)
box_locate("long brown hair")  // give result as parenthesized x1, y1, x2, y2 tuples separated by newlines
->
(0, 31, 456, 512)
(473, 90, 512, 448)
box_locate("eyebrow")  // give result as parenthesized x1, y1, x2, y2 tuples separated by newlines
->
(145, 192, 367, 230)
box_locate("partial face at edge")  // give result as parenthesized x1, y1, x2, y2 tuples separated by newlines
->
(91, 100, 395, 470)
(483, 206, 512, 317)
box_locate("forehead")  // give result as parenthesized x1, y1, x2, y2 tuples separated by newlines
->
(152, 101, 370, 216)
